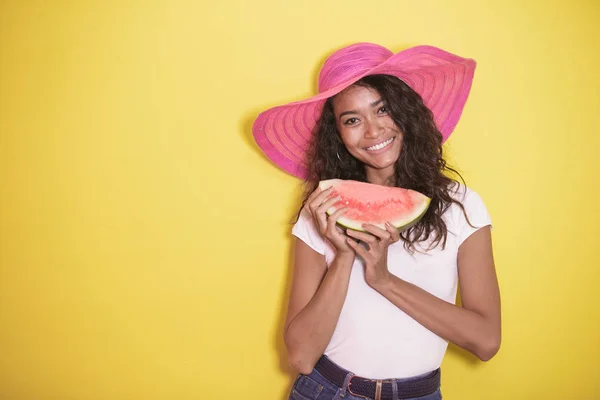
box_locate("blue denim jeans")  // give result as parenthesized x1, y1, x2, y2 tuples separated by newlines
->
(288, 367, 442, 400)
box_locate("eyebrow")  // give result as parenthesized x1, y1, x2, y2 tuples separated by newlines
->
(338, 99, 384, 119)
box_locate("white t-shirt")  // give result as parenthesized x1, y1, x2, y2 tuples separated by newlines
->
(291, 183, 492, 379)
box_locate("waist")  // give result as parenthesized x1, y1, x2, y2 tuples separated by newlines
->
(314, 355, 440, 400)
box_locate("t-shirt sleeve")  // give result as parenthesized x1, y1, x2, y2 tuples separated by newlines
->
(291, 207, 327, 255)
(457, 187, 493, 246)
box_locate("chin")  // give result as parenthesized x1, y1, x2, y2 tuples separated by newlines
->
(368, 153, 400, 168)
(373, 160, 399, 170)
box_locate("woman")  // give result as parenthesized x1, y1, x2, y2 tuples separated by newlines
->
(253, 43, 501, 400)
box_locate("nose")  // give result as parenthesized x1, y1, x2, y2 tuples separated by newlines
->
(364, 117, 385, 139)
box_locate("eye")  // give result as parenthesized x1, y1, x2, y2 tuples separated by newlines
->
(378, 106, 388, 114)
(343, 117, 359, 126)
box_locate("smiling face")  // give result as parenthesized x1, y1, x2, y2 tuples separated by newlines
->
(331, 84, 403, 185)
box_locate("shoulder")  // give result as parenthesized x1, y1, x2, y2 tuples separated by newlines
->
(291, 206, 327, 256)
(445, 181, 493, 245)
(447, 181, 483, 204)
(446, 181, 490, 216)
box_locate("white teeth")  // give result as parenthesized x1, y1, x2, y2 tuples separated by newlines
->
(366, 137, 394, 151)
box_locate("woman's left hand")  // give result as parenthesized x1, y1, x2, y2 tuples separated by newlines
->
(345, 222, 400, 289)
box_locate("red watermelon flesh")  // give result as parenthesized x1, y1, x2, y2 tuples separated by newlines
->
(318, 179, 431, 232)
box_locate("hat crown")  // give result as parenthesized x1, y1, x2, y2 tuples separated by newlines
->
(318, 43, 393, 93)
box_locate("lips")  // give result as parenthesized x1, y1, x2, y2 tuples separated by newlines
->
(365, 136, 395, 152)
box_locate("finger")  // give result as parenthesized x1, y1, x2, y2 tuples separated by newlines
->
(361, 223, 392, 242)
(308, 186, 334, 211)
(346, 238, 370, 261)
(327, 207, 348, 235)
(317, 195, 342, 216)
(328, 205, 348, 221)
(385, 221, 401, 242)
(346, 229, 377, 244)
(315, 196, 342, 234)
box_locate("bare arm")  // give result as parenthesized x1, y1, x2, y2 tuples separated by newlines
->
(283, 242, 354, 374)
(283, 186, 358, 374)
(368, 226, 501, 361)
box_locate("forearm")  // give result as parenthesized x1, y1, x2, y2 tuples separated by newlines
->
(285, 253, 354, 372)
(374, 275, 500, 361)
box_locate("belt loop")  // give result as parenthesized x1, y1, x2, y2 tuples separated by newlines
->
(333, 371, 354, 400)
(375, 380, 383, 400)
(391, 378, 398, 400)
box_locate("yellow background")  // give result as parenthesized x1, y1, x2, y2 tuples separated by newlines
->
(1, 1, 599, 399)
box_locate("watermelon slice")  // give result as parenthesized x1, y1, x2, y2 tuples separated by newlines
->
(318, 179, 431, 232)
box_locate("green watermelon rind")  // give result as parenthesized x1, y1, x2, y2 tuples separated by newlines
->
(329, 197, 431, 233)
(319, 179, 431, 233)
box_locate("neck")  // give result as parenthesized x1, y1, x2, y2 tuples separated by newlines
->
(366, 166, 395, 187)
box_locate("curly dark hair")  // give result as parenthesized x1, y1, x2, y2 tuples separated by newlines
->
(296, 74, 472, 253)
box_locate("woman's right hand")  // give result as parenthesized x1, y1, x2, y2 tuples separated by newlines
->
(306, 186, 355, 256)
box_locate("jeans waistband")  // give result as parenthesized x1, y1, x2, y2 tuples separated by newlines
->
(314, 355, 440, 400)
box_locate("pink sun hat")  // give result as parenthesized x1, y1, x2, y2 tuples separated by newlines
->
(252, 43, 476, 179)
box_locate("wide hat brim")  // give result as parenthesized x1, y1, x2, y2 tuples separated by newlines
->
(252, 45, 476, 179)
